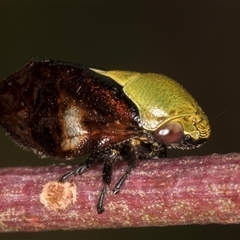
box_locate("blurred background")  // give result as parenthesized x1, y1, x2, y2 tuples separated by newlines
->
(0, 1, 240, 239)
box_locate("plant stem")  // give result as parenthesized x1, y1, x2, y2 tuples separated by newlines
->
(0, 153, 240, 232)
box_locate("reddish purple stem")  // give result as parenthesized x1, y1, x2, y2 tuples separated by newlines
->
(0, 153, 240, 232)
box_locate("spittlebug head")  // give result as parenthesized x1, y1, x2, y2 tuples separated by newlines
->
(152, 113, 210, 150)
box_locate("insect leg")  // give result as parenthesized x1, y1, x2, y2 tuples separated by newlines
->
(97, 185, 107, 214)
(112, 166, 133, 194)
(158, 144, 167, 158)
(97, 154, 113, 213)
(113, 143, 137, 194)
(59, 152, 105, 182)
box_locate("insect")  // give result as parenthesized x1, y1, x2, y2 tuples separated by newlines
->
(0, 58, 210, 213)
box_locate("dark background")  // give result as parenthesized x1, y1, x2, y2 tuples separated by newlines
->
(0, 1, 240, 239)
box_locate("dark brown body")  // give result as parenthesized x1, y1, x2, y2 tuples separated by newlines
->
(0, 59, 140, 159)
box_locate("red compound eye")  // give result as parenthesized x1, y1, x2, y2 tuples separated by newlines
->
(154, 121, 184, 144)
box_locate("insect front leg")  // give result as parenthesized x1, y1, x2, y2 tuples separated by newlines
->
(113, 141, 137, 194)
(112, 140, 161, 194)
(158, 144, 167, 158)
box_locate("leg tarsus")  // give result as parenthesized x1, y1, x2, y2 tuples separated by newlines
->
(59, 170, 75, 182)
(97, 184, 107, 214)
(59, 152, 105, 182)
(113, 167, 132, 194)
(97, 154, 114, 213)
(59, 163, 87, 182)
(112, 141, 137, 194)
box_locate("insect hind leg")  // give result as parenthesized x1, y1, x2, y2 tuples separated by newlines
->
(59, 152, 105, 182)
